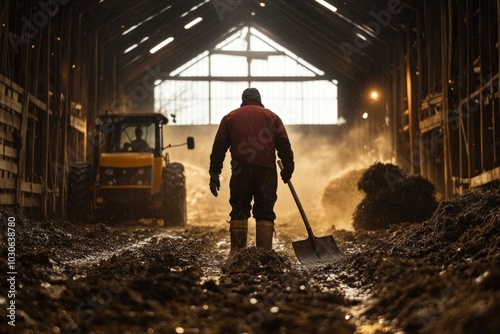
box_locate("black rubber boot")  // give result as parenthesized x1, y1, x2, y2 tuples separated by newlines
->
(256, 221, 274, 250)
(230, 219, 248, 254)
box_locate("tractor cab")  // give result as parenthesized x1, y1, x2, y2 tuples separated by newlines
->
(99, 112, 166, 156)
(67, 112, 194, 226)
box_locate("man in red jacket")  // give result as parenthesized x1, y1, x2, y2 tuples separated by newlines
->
(209, 88, 294, 253)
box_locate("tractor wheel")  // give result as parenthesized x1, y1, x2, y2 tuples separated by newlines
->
(162, 162, 187, 227)
(67, 162, 94, 223)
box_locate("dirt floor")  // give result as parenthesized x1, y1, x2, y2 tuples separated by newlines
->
(1, 165, 499, 334)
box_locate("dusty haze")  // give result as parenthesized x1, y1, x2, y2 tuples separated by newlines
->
(164, 124, 392, 234)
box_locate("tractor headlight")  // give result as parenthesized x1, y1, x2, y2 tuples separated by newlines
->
(105, 168, 114, 176)
(137, 168, 145, 175)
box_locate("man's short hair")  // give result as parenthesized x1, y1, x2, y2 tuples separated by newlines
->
(241, 88, 262, 104)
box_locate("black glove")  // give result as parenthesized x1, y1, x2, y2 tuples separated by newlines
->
(280, 169, 292, 184)
(209, 171, 220, 197)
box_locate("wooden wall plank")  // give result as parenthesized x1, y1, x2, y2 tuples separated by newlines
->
(0, 178, 16, 189)
(0, 127, 15, 142)
(470, 166, 500, 188)
(0, 143, 18, 159)
(0, 74, 24, 94)
(20, 195, 41, 207)
(0, 109, 21, 129)
(20, 180, 43, 194)
(0, 194, 16, 205)
(0, 158, 18, 174)
(29, 93, 53, 115)
(70, 115, 87, 133)
(0, 94, 22, 114)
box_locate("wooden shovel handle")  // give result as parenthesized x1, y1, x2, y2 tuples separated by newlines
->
(277, 160, 316, 239)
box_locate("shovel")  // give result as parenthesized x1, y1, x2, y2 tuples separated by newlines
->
(278, 160, 342, 264)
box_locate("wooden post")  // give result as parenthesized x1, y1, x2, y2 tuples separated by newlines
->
(42, 14, 51, 217)
(406, 23, 416, 174)
(61, 7, 73, 217)
(441, 0, 452, 197)
(17, 4, 33, 212)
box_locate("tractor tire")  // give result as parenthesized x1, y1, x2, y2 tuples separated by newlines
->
(67, 162, 94, 223)
(162, 162, 187, 227)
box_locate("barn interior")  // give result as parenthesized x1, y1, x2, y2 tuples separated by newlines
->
(1, 1, 500, 333)
(1, 0, 498, 216)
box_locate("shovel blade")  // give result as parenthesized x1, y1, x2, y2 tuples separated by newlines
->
(292, 235, 342, 264)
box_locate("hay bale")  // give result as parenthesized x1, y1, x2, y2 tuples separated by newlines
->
(353, 163, 438, 230)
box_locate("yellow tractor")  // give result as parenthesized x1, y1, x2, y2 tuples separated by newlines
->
(66, 112, 194, 226)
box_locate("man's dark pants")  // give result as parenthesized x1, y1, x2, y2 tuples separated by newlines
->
(229, 164, 277, 222)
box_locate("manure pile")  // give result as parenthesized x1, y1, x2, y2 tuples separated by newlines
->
(352, 162, 438, 230)
(221, 247, 294, 276)
(333, 188, 500, 333)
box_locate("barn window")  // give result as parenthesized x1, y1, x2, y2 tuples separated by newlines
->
(154, 27, 338, 125)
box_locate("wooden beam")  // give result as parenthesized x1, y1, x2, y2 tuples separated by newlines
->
(419, 113, 443, 133)
(469, 166, 500, 188)
(165, 76, 329, 82)
(210, 50, 286, 58)
(28, 93, 53, 114)
(70, 114, 87, 133)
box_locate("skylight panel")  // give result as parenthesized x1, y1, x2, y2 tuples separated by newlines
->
(184, 17, 203, 29)
(122, 24, 139, 35)
(250, 28, 324, 76)
(123, 5, 172, 36)
(315, 0, 337, 13)
(123, 35, 151, 55)
(123, 55, 141, 68)
(356, 33, 367, 41)
(215, 27, 248, 49)
(249, 35, 277, 52)
(170, 51, 209, 76)
(181, 0, 210, 17)
(150, 37, 174, 54)
(124, 44, 138, 54)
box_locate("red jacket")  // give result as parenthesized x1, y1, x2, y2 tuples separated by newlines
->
(210, 101, 294, 173)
